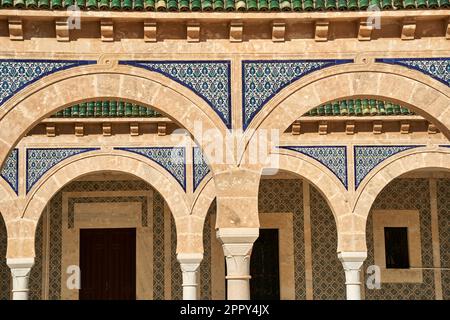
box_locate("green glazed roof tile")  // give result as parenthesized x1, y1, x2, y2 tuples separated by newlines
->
(1, 0, 448, 10)
(305, 99, 415, 116)
(52, 100, 164, 118)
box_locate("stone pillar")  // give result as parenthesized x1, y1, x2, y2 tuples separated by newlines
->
(217, 228, 259, 300)
(338, 251, 367, 300)
(7, 257, 35, 300)
(177, 253, 203, 300)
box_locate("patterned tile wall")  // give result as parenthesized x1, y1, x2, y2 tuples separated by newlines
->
(1, 149, 19, 195)
(279, 146, 348, 189)
(437, 179, 450, 300)
(353, 145, 423, 189)
(0, 214, 8, 300)
(364, 179, 435, 299)
(310, 187, 346, 300)
(118, 60, 232, 128)
(200, 201, 214, 300)
(152, 191, 165, 300)
(29, 217, 43, 300)
(258, 179, 306, 300)
(375, 58, 450, 86)
(0, 60, 95, 108)
(241, 59, 352, 129)
(171, 213, 182, 300)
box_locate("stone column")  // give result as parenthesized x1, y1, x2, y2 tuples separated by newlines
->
(177, 253, 203, 300)
(338, 251, 367, 300)
(217, 228, 259, 300)
(7, 257, 35, 300)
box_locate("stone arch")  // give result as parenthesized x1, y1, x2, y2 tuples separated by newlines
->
(22, 150, 190, 225)
(0, 179, 16, 223)
(261, 152, 352, 252)
(239, 62, 450, 165)
(353, 148, 450, 230)
(0, 63, 229, 174)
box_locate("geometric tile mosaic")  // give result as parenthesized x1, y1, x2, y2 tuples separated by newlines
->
(354, 145, 423, 189)
(115, 147, 186, 191)
(200, 202, 214, 300)
(375, 57, 450, 87)
(278, 146, 348, 189)
(0, 213, 9, 300)
(363, 178, 436, 300)
(119, 60, 232, 128)
(153, 191, 165, 300)
(193, 147, 211, 191)
(310, 187, 345, 300)
(26, 148, 99, 193)
(437, 179, 450, 300)
(0, 149, 18, 194)
(171, 212, 182, 300)
(242, 59, 353, 129)
(0, 59, 96, 108)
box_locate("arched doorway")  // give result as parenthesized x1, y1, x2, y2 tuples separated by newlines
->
(26, 171, 183, 300)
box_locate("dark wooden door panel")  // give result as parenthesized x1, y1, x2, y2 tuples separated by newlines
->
(79, 228, 136, 300)
(250, 228, 280, 300)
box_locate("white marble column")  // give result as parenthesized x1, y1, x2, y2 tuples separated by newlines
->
(217, 228, 259, 300)
(7, 257, 35, 300)
(177, 253, 203, 300)
(338, 251, 367, 300)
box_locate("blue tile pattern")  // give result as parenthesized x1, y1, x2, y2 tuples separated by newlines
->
(0, 59, 96, 108)
(193, 147, 210, 191)
(115, 147, 186, 190)
(26, 148, 99, 193)
(0, 149, 18, 195)
(278, 146, 348, 189)
(354, 145, 424, 189)
(119, 60, 232, 128)
(242, 59, 353, 129)
(375, 57, 450, 86)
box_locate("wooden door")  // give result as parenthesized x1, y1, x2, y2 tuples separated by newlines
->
(79, 228, 136, 300)
(250, 228, 280, 300)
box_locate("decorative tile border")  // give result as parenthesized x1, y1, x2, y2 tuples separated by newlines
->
(0, 148, 18, 194)
(115, 147, 186, 191)
(26, 148, 99, 193)
(193, 147, 211, 191)
(0, 59, 96, 108)
(375, 57, 450, 87)
(153, 191, 165, 300)
(119, 60, 232, 128)
(354, 145, 424, 189)
(278, 146, 348, 189)
(242, 59, 353, 130)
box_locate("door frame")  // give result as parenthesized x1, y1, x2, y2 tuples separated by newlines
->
(60, 190, 154, 300)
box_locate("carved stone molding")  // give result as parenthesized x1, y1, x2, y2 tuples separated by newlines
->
(401, 18, 416, 40)
(315, 20, 329, 42)
(187, 21, 200, 43)
(8, 18, 23, 41)
(144, 20, 157, 42)
(100, 19, 114, 42)
(55, 18, 70, 42)
(272, 20, 286, 42)
(230, 20, 243, 43)
(358, 19, 373, 41)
